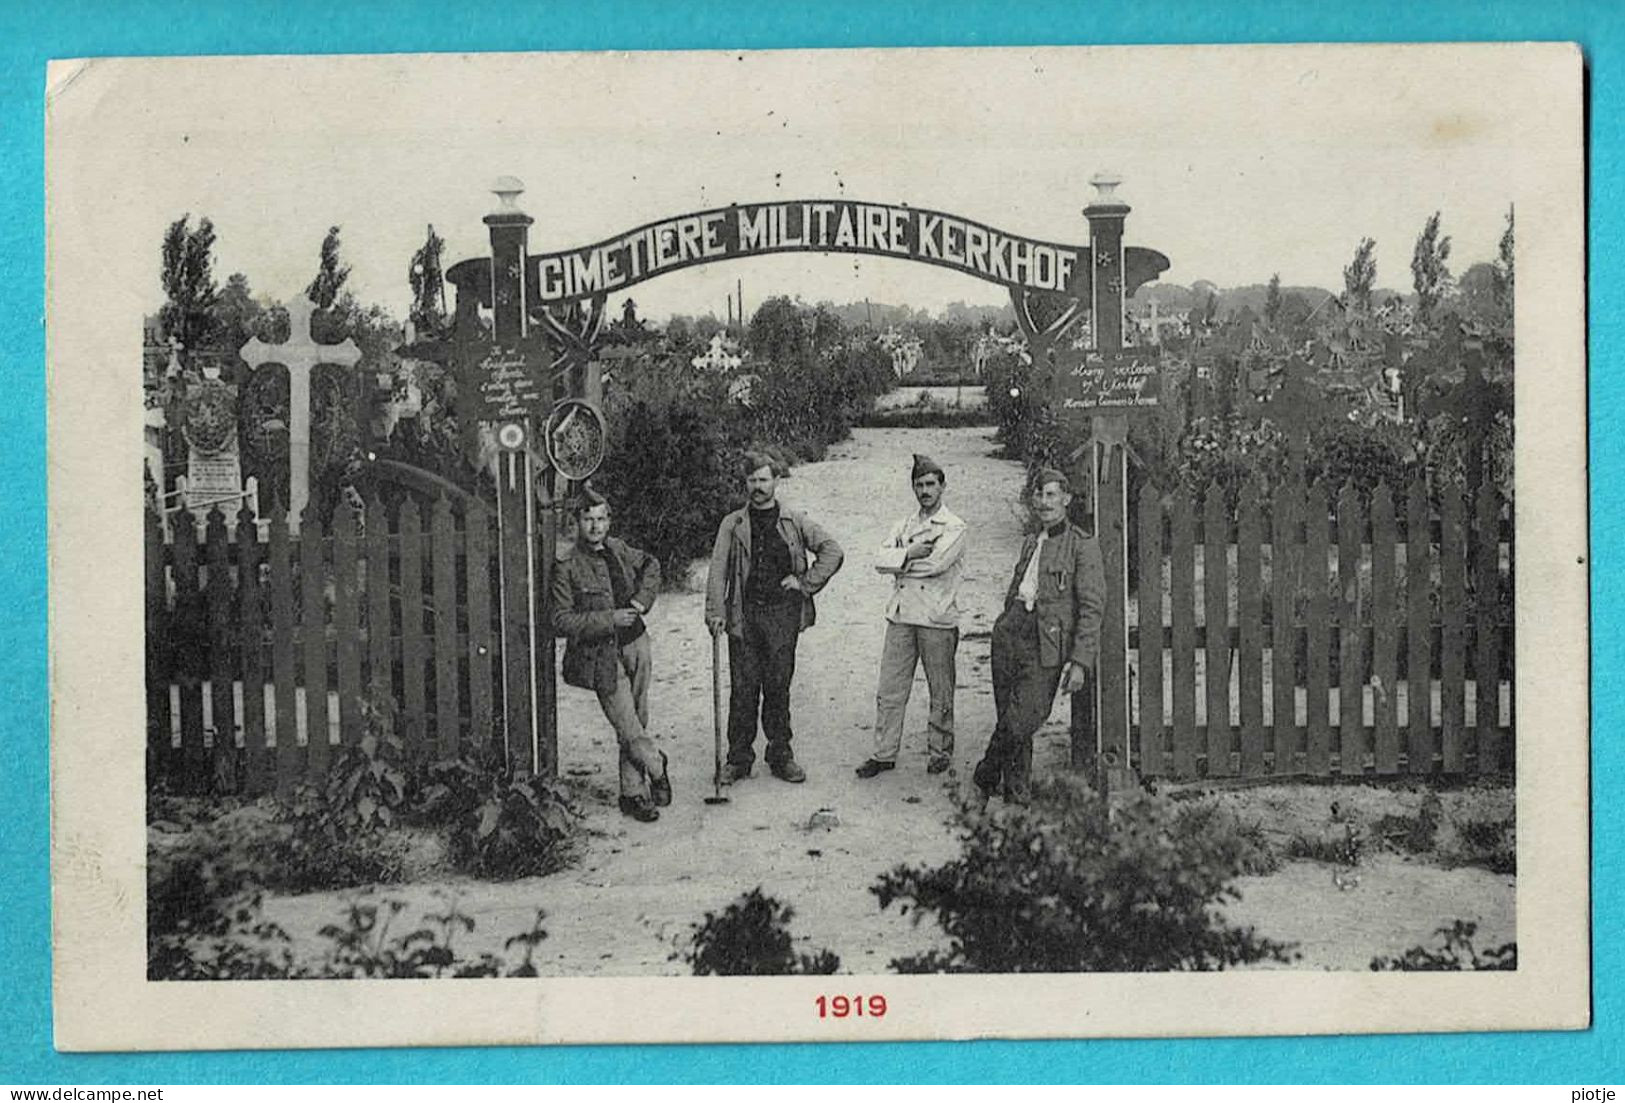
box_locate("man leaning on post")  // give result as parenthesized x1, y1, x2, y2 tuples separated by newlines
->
(972, 467, 1105, 807)
(705, 451, 845, 784)
(856, 453, 967, 779)
(552, 487, 672, 824)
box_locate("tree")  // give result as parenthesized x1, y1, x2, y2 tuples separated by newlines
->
(159, 215, 221, 358)
(1264, 272, 1282, 328)
(213, 272, 261, 367)
(1410, 211, 1453, 323)
(305, 225, 351, 310)
(1343, 237, 1377, 315)
(746, 295, 810, 368)
(407, 224, 446, 335)
(1496, 205, 1515, 307)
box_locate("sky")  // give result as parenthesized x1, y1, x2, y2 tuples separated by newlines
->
(70, 46, 1534, 325)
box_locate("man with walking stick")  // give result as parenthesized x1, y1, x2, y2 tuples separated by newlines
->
(705, 452, 845, 784)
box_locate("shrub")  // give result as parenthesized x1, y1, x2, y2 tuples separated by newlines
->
(147, 840, 294, 980)
(1369, 920, 1516, 971)
(252, 780, 411, 893)
(317, 893, 509, 979)
(1446, 814, 1517, 875)
(324, 730, 409, 835)
(447, 770, 577, 881)
(1283, 822, 1364, 867)
(148, 886, 300, 981)
(594, 376, 749, 573)
(873, 778, 1298, 973)
(677, 888, 841, 976)
(1171, 800, 1282, 876)
(150, 890, 552, 980)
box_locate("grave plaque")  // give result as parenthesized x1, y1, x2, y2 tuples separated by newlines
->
(1056, 348, 1162, 420)
(180, 373, 243, 519)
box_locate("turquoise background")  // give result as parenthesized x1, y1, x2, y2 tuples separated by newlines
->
(2, 0, 1615, 1084)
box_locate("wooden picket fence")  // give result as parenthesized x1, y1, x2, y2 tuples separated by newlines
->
(145, 495, 507, 796)
(1111, 475, 1514, 779)
(148, 472, 1512, 794)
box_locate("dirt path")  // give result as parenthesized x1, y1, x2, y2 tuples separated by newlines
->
(259, 424, 1514, 975)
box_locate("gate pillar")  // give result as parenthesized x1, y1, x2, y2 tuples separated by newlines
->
(483, 180, 551, 776)
(1082, 172, 1134, 793)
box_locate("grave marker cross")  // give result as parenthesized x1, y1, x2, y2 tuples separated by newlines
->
(239, 296, 363, 527)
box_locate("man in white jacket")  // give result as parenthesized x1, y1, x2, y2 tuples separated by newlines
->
(856, 453, 967, 778)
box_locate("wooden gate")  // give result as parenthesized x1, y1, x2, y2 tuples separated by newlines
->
(145, 492, 503, 796)
(1118, 475, 1513, 780)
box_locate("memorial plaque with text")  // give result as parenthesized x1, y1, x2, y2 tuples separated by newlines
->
(1056, 349, 1162, 420)
(468, 345, 548, 421)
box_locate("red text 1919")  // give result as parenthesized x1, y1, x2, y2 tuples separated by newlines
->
(814, 995, 887, 1019)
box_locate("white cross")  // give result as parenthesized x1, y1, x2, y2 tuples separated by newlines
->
(239, 296, 362, 528)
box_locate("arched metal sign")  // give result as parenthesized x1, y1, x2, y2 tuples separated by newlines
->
(519, 199, 1169, 307)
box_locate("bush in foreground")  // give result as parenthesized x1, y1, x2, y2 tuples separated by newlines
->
(874, 778, 1298, 973)
(678, 887, 841, 976)
(1369, 920, 1516, 971)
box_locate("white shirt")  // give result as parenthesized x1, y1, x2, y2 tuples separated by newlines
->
(1017, 530, 1047, 611)
(874, 505, 967, 628)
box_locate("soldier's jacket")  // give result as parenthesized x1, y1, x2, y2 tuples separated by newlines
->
(704, 504, 844, 637)
(552, 536, 661, 693)
(1003, 522, 1106, 670)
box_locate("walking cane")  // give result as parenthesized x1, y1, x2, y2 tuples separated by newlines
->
(705, 628, 730, 805)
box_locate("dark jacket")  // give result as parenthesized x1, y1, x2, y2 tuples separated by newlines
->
(704, 503, 844, 637)
(1004, 522, 1106, 670)
(552, 536, 661, 692)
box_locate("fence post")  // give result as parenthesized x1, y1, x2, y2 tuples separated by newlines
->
(1405, 480, 1434, 774)
(1304, 481, 1332, 776)
(236, 508, 269, 794)
(171, 509, 206, 793)
(1096, 442, 1129, 780)
(1440, 485, 1468, 773)
(1237, 477, 1266, 776)
(1270, 478, 1303, 775)
(1371, 483, 1400, 774)
(144, 509, 173, 789)
(1135, 481, 1164, 776)
(1336, 481, 1365, 775)
(267, 505, 301, 796)
(431, 496, 461, 758)
(299, 505, 331, 781)
(1169, 485, 1198, 776)
(1202, 483, 1231, 776)
(205, 508, 237, 793)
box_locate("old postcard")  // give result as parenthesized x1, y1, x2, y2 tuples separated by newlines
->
(46, 43, 1587, 1050)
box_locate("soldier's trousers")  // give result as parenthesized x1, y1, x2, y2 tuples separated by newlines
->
(595, 633, 666, 801)
(973, 602, 1062, 803)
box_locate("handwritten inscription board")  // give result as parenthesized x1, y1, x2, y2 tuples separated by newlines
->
(469, 347, 548, 421)
(1056, 350, 1161, 419)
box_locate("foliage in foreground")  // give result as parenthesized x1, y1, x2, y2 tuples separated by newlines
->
(149, 890, 550, 980)
(873, 779, 1299, 973)
(677, 887, 841, 976)
(1369, 920, 1516, 971)
(444, 769, 577, 882)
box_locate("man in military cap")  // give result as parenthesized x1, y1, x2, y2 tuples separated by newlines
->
(856, 453, 967, 778)
(972, 468, 1105, 806)
(552, 487, 671, 823)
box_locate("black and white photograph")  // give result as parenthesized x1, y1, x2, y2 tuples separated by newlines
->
(46, 43, 1587, 1048)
